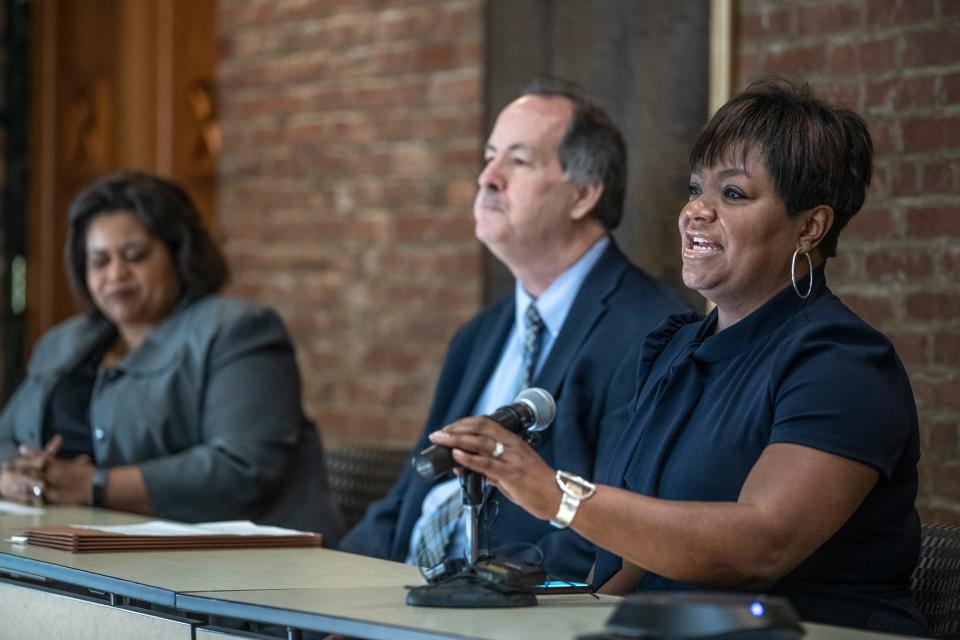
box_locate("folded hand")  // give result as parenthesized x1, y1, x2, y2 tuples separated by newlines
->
(0, 435, 63, 504)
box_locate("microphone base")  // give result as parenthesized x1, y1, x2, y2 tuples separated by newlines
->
(406, 557, 544, 608)
(405, 576, 537, 608)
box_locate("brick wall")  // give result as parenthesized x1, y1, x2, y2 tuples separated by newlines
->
(739, 0, 960, 522)
(217, 0, 484, 445)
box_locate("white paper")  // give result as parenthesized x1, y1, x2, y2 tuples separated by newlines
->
(69, 520, 308, 537)
(0, 500, 45, 516)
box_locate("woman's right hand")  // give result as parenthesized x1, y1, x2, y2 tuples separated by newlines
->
(429, 417, 561, 522)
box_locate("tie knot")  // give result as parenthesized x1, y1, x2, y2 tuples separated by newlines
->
(525, 303, 544, 333)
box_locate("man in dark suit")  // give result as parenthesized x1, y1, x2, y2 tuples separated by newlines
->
(339, 78, 689, 581)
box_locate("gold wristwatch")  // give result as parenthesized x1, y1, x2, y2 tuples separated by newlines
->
(550, 470, 596, 529)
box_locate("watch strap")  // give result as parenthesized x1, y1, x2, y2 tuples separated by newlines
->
(550, 470, 597, 529)
(550, 492, 581, 529)
(91, 467, 109, 507)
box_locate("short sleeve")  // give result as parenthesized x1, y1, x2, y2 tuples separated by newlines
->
(769, 320, 916, 479)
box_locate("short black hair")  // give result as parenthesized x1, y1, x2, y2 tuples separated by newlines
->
(688, 77, 872, 258)
(66, 171, 229, 316)
(521, 77, 627, 230)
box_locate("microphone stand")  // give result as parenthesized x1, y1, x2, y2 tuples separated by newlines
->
(405, 469, 540, 608)
(463, 470, 482, 565)
(406, 388, 557, 608)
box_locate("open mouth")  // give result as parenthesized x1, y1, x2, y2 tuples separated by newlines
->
(685, 234, 722, 255)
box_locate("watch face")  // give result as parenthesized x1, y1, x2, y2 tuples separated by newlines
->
(559, 472, 594, 499)
(567, 482, 590, 499)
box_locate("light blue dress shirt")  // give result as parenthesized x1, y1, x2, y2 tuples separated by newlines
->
(406, 236, 610, 564)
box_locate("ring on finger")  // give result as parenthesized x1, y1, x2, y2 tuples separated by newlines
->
(491, 441, 505, 459)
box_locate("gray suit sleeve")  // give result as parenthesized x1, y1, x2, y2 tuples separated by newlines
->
(0, 393, 23, 463)
(0, 376, 40, 464)
(139, 308, 305, 522)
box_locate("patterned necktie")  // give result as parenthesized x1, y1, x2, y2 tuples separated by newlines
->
(412, 303, 546, 568)
(413, 490, 463, 568)
(521, 303, 545, 390)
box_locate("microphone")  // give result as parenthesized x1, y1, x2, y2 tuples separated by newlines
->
(412, 387, 557, 481)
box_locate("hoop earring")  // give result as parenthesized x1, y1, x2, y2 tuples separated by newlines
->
(791, 249, 813, 300)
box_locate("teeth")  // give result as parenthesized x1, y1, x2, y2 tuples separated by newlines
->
(689, 236, 719, 252)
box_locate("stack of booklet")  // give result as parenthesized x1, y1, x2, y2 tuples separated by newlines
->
(20, 520, 322, 553)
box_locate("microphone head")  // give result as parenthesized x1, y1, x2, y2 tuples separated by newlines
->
(514, 387, 556, 432)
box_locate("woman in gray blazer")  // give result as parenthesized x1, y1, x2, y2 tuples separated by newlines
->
(0, 172, 344, 543)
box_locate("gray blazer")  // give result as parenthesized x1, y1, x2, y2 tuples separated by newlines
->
(0, 295, 344, 544)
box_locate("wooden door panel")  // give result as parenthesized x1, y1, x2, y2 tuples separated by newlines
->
(27, 0, 216, 349)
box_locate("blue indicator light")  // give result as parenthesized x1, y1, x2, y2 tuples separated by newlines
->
(749, 602, 765, 617)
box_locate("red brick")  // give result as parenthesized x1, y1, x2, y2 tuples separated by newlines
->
(762, 44, 827, 75)
(922, 160, 957, 193)
(376, 6, 476, 41)
(894, 76, 938, 109)
(860, 38, 896, 73)
(920, 377, 960, 411)
(359, 348, 423, 374)
(868, 118, 899, 155)
(902, 116, 960, 152)
(867, 162, 893, 197)
(867, 0, 935, 25)
(217, 0, 485, 452)
(828, 42, 859, 74)
(890, 161, 919, 195)
(736, 51, 763, 82)
(903, 27, 960, 67)
(944, 71, 960, 105)
(943, 247, 960, 279)
(927, 420, 958, 455)
(906, 207, 960, 237)
(796, 3, 862, 36)
(887, 330, 929, 366)
(825, 251, 859, 282)
(934, 330, 960, 367)
(866, 78, 896, 111)
(815, 82, 862, 109)
(842, 208, 895, 241)
(947, 1, 960, 18)
(917, 457, 936, 494)
(446, 179, 476, 207)
(428, 74, 482, 104)
(906, 291, 960, 320)
(740, 7, 792, 39)
(389, 215, 473, 244)
(865, 248, 934, 281)
(840, 293, 895, 322)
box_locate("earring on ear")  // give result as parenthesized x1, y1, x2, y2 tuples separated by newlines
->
(791, 248, 813, 300)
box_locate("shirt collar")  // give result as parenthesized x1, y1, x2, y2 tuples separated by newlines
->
(513, 235, 610, 339)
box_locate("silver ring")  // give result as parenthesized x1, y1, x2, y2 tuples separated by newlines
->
(491, 441, 505, 459)
(31, 484, 42, 498)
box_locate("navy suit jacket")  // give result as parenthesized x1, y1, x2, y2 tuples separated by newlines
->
(339, 240, 689, 580)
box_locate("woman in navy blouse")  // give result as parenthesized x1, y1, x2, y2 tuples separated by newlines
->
(430, 78, 928, 635)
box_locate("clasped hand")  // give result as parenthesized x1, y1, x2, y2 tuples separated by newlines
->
(429, 416, 561, 521)
(0, 436, 95, 505)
